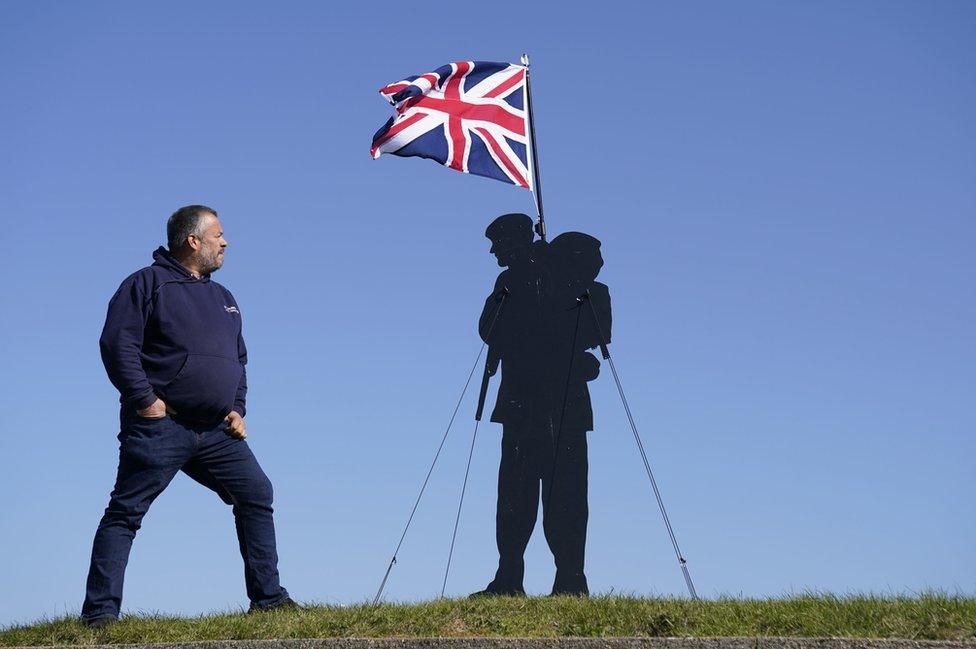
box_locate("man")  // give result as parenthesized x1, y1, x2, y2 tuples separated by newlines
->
(81, 205, 295, 627)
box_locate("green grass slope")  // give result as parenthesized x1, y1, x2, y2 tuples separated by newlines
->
(2, 594, 974, 646)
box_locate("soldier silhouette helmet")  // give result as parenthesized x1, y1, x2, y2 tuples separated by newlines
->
(485, 213, 534, 254)
(550, 231, 604, 283)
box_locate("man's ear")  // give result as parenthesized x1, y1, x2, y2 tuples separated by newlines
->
(186, 235, 201, 252)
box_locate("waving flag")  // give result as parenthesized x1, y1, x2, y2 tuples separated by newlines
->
(371, 61, 532, 189)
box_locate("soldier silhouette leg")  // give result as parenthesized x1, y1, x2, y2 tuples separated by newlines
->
(488, 427, 588, 596)
(542, 427, 589, 595)
(488, 429, 541, 595)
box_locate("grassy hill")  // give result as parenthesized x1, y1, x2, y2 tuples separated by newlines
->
(2, 594, 974, 646)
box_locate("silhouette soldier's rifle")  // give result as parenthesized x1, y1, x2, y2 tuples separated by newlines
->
(475, 349, 499, 423)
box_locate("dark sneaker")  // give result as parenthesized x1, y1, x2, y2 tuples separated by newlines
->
(248, 596, 301, 613)
(82, 616, 117, 629)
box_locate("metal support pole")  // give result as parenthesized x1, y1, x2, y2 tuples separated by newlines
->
(582, 292, 700, 600)
(521, 53, 546, 242)
(372, 293, 507, 604)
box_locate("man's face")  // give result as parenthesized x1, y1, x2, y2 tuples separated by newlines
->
(189, 214, 228, 274)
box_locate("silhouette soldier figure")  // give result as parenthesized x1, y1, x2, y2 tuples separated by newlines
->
(473, 215, 611, 597)
(543, 232, 611, 596)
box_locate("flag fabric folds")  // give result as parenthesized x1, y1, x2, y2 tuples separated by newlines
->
(371, 61, 532, 189)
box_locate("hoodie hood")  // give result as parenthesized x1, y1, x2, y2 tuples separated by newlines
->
(151, 246, 210, 281)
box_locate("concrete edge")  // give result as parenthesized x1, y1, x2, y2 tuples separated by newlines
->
(9, 637, 976, 649)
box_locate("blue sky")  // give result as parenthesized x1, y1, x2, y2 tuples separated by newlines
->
(1, 0, 973, 627)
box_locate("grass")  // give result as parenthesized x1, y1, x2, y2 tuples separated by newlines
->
(2, 594, 974, 646)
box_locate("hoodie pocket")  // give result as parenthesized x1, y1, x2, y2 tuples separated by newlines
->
(162, 353, 242, 423)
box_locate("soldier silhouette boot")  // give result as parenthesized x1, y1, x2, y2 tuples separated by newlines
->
(550, 571, 589, 597)
(469, 582, 527, 598)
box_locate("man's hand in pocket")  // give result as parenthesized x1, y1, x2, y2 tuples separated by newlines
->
(137, 398, 168, 419)
(224, 411, 247, 439)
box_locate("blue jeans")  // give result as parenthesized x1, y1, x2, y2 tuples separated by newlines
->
(82, 411, 289, 620)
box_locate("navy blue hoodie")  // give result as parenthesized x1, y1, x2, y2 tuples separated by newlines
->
(100, 247, 247, 424)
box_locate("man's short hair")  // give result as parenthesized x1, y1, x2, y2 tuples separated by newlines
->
(167, 205, 217, 250)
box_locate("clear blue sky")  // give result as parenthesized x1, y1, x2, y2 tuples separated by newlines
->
(1, 0, 973, 627)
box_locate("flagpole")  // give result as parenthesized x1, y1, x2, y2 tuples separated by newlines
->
(521, 53, 546, 242)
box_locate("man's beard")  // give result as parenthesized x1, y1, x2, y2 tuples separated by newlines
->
(197, 247, 223, 275)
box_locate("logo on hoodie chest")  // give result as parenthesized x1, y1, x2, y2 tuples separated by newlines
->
(224, 305, 240, 314)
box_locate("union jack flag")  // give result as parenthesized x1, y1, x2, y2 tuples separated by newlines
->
(371, 61, 532, 189)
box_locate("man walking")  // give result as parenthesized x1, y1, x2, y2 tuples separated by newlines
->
(82, 205, 295, 626)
